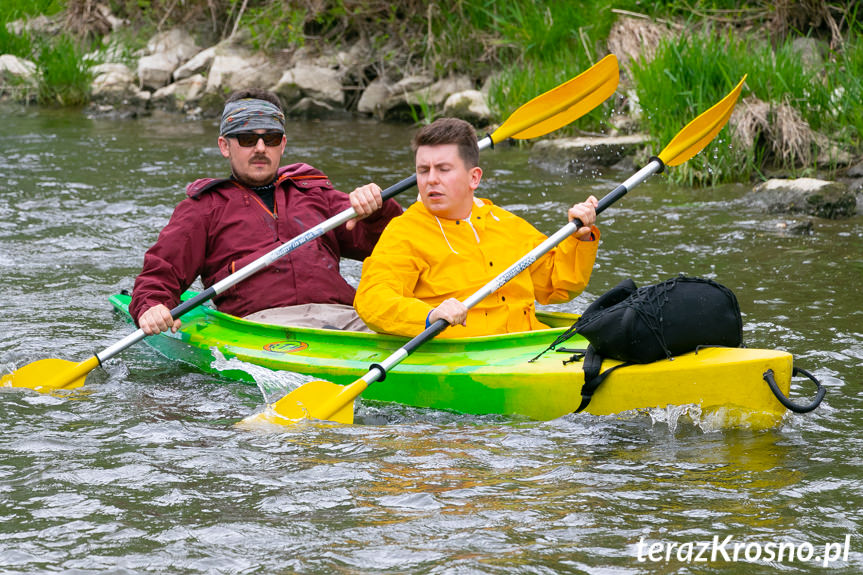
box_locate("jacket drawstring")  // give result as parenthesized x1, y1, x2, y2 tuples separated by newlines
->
(434, 206, 484, 254)
(464, 218, 480, 243)
(434, 216, 460, 254)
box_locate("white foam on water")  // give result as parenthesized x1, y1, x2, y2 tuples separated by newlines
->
(645, 403, 791, 433)
(208, 347, 321, 403)
(209, 348, 323, 429)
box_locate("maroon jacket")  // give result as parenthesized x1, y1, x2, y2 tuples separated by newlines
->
(130, 163, 403, 322)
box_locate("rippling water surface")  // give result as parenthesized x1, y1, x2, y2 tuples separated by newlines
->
(1, 104, 861, 574)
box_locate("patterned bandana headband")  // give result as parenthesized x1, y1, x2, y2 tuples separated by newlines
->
(220, 98, 285, 137)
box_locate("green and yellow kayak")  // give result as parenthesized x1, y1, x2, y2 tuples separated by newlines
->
(109, 292, 795, 429)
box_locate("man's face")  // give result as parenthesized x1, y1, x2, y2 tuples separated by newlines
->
(415, 144, 482, 220)
(217, 129, 286, 186)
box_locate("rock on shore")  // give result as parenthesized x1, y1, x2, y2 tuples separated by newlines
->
(80, 27, 493, 126)
(529, 134, 649, 174)
(747, 178, 858, 219)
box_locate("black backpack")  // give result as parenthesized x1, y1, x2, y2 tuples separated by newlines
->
(533, 276, 743, 413)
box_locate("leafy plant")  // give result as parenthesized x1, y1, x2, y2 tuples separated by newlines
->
(34, 33, 93, 106)
(243, 2, 307, 51)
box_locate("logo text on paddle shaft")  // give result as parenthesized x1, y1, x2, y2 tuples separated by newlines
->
(263, 341, 309, 353)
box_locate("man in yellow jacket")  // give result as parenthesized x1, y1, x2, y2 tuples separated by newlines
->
(354, 118, 599, 337)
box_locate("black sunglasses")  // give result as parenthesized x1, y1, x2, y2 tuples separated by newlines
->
(232, 132, 283, 147)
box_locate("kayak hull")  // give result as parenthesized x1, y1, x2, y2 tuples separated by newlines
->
(109, 293, 793, 428)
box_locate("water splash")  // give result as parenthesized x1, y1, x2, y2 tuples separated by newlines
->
(99, 357, 130, 381)
(646, 403, 706, 433)
(645, 403, 790, 433)
(208, 347, 317, 403)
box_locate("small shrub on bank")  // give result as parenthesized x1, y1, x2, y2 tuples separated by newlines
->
(34, 34, 92, 106)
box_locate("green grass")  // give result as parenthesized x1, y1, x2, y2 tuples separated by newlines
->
(0, 22, 33, 59)
(34, 34, 92, 106)
(428, 0, 639, 133)
(631, 26, 863, 184)
(827, 31, 863, 143)
(630, 30, 742, 184)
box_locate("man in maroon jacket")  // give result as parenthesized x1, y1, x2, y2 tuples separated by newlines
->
(130, 89, 403, 335)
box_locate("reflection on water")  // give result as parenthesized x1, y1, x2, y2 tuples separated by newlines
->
(1, 104, 862, 573)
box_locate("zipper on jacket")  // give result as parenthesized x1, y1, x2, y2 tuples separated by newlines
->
(247, 190, 277, 220)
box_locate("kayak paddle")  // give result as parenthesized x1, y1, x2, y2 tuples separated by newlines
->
(246, 74, 748, 426)
(1, 55, 620, 393)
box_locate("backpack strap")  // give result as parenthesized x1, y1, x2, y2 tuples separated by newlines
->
(573, 345, 633, 414)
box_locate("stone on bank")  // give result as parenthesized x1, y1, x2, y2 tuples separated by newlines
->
(747, 177, 857, 219)
(0, 54, 37, 102)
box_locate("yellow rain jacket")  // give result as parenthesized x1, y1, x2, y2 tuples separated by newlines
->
(355, 197, 599, 337)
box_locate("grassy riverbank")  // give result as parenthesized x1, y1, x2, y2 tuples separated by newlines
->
(633, 26, 863, 184)
(3, 0, 862, 183)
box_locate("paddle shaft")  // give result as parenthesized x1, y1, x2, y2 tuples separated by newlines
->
(351, 157, 667, 392)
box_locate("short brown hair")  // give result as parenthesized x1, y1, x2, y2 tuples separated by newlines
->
(411, 118, 479, 168)
(225, 89, 283, 112)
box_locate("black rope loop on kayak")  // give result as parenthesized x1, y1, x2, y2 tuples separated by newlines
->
(529, 324, 579, 362)
(764, 366, 826, 414)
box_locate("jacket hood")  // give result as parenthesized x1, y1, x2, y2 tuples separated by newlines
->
(186, 177, 231, 198)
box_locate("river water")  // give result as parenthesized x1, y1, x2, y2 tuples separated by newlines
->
(1, 104, 861, 574)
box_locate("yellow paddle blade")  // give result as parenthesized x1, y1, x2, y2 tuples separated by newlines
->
(492, 54, 619, 143)
(240, 379, 361, 427)
(273, 379, 357, 423)
(1, 356, 97, 392)
(659, 75, 747, 167)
